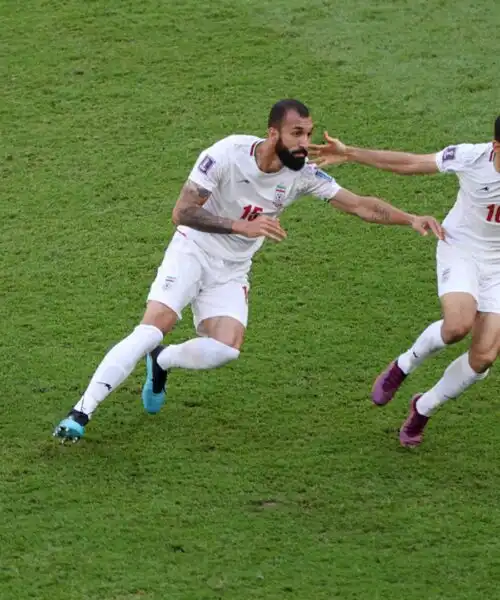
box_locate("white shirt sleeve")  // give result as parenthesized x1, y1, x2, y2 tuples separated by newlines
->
(296, 163, 341, 200)
(435, 144, 477, 174)
(187, 139, 229, 192)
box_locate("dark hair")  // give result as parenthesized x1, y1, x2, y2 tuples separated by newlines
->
(495, 116, 500, 142)
(268, 99, 310, 128)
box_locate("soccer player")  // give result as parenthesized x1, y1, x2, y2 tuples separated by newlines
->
(53, 99, 443, 442)
(310, 118, 500, 447)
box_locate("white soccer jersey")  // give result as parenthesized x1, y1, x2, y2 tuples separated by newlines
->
(178, 135, 341, 261)
(436, 142, 500, 260)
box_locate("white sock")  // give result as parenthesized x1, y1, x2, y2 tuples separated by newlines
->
(74, 324, 163, 417)
(416, 352, 489, 416)
(157, 337, 239, 370)
(397, 320, 446, 374)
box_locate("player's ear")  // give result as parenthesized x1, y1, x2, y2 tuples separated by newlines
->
(268, 126, 279, 144)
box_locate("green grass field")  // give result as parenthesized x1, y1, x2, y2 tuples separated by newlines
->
(2, 1, 500, 598)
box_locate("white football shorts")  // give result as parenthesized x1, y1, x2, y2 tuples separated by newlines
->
(436, 241, 500, 313)
(147, 232, 251, 330)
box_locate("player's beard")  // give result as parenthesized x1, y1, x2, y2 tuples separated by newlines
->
(275, 137, 307, 171)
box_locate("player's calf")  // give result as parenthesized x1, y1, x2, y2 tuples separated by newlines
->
(382, 320, 447, 400)
(399, 352, 489, 448)
(53, 323, 165, 441)
(156, 337, 240, 371)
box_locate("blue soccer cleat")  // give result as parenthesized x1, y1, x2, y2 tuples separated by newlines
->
(142, 345, 169, 414)
(53, 411, 87, 443)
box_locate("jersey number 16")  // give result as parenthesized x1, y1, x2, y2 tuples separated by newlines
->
(240, 205, 263, 221)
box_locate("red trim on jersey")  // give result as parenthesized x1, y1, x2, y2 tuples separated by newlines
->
(490, 149, 495, 162)
(250, 141, 258, 156)
(176, 229, 187, 237)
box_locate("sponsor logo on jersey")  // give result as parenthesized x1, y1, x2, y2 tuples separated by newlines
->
(442, 146, 457, 162)
(198, 154, 216, 174)
(273, 184, 287, 209)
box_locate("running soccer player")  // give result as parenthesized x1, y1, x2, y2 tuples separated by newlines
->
(310, 118, 500, 447)
(54, 99, 443, 442)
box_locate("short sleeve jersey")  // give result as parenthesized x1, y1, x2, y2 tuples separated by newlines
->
(178, 135, 341, 261)
(436, 142, 500, 259)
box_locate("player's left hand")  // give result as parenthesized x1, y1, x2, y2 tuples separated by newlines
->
(411, 215, 445, 240)
(309, 132, 348, 167)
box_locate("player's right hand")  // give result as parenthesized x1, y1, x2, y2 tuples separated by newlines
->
(309, 132, 348, 167)
(233, 216, 287, 242)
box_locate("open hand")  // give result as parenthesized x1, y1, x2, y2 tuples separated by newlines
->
(309, 131, 348, 167)
(411, 216, 445, 240)
(234, 215, 287, 242)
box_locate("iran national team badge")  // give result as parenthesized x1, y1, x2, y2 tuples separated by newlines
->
(273, 184, 287, 209)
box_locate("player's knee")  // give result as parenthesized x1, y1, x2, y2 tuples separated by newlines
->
(200, 318, 245, 350)
(142, 301, 178, 334)
(469, 348, 496, 374)
(442, 319, 474, 344)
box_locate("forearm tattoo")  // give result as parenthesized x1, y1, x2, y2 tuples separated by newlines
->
(175, 181, 234, 234)
(369, 204, 393, 223)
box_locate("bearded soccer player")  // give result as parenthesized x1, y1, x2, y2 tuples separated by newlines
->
(310, 117, 500, 447)
(53, 99, 443, 442)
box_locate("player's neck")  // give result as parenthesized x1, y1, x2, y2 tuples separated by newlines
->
(254, 140, 284, 173)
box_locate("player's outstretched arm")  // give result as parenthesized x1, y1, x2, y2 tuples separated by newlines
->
(329, 188, 445, 239)
(172, 179, 287, 241)
(309, 132, 439, 175)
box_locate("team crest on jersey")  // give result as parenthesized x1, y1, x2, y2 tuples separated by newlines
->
(273, 184, 287, 209)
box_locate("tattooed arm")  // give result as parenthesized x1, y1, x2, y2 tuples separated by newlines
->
(328, 188, 444, 238)
(329, 188, 415, 225)
(172, 180, 235, 234)
(171, 179, 288, 240)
